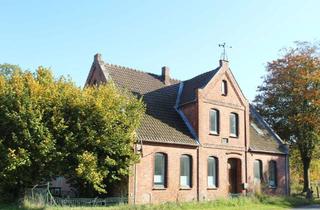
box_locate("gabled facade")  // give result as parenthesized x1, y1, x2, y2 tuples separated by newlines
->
(85, 54, 289, 204)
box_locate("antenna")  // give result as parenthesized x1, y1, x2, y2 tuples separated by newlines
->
(218, 42, 232, 61)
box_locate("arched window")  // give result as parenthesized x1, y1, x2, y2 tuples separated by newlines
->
(154, 153, 167, 188)
(230, 113, 239, 137)
(268, 160, 277, 188)
(254, 160, 263, 183)
(210, 109, 219, 134)
(180, 155, 192, 188)
(208, 156, 218, 188)
(221, 80, 228, 96)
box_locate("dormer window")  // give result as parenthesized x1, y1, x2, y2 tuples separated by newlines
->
(221, 80, 227, 96)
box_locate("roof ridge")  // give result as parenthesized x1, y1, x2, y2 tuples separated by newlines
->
(184, 67, 219, 82)
(104, 62, 181, 82)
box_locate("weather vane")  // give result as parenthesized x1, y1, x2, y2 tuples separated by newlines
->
(218, 42, 232, 61)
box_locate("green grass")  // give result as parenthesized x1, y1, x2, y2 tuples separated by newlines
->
(1, 195, 318, 210)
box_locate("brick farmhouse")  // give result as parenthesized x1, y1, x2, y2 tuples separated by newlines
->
(85, 54, 289, 204)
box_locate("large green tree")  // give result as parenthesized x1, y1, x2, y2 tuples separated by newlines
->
(0, 65, 145, 200)
(254, 42, 320, 193)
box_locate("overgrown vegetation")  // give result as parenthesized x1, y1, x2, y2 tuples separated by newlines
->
(0, 64, 145, 201)
(0, 195, 317, 210)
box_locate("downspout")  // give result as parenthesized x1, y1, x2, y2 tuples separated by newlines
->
(197, 146, 200, 201)
(244, 108, 248, 195)
(133, 162, 137, 204)
(285, 146, 290, 195)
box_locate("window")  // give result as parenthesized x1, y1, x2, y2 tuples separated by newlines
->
(268, 160, 277, 188)
(221, 80, 228, 95)
(254, 160, 263, 183)
(208, 157, 218, 188)
(210, 109, 219, 134)
(180, 155, 192, 188)
(230, 113, 239, 137)
(154, 153, 167, 188)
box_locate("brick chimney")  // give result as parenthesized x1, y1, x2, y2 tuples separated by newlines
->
(94, 53, 102, 63)
(219, 59, 229, 67)
(161, 66, 171, 85)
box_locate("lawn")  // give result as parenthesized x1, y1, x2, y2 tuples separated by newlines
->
(0, 195, 318, 210)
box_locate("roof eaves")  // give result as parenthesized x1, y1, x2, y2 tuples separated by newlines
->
(248, 147, 287, 155)
(140, 138, 199, 147)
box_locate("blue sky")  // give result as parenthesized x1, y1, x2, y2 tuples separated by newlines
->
(1, 0, 319, 101)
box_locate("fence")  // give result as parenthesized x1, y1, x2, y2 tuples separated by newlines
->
(25, 183, 128, 207)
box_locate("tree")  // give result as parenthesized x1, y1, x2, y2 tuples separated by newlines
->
(290, 146, 320, 192)
(254, 41, 320, 193)
(0, 66, 145, 200)
(0, 63, 20, 78)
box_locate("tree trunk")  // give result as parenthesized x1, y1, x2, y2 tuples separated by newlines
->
(302, 159, 311, 193)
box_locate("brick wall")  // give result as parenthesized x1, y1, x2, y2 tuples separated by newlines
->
(128, 143, 198, 204)
(247, 152, 287, 195)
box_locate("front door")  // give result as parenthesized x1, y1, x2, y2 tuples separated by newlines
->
(227, 158, 242, 194)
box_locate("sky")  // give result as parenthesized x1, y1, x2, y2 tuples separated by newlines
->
(1, 0, 320, 101)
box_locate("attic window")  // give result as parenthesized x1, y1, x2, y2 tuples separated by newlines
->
(221, 80, 227, 96)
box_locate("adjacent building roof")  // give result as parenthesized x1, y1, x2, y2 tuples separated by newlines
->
(102, 63, 198, 146)
(249, 105, 287, 154)
(179, 68, 219, 106)
(88, 55, 287, 153)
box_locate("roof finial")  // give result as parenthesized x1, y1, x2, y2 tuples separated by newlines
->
(218, 42, 232, 61)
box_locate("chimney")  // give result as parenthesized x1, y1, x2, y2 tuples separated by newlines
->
(219, 59, 229, 67)
(161, 66, 171, 85)
(94, 53, 103, 63)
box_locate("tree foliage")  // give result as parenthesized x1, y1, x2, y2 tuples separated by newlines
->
(254, 41, 320, 192)
(0, 65, 145, 200)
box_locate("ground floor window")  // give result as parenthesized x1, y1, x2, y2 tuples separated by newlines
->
(268, 160, 277, 188)
(254, 159, 263, 183)
(180, 155, 192, 188)
(208, 156, 218, 188)
(154, 153, 167, 187)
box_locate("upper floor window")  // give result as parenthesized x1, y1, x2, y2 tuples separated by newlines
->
(230, 113, 239, 137)
(268, 160, 277, 188)
(154, 153, 167, 188)
(254, 160, 263, 183)
(180, 155, 192, 188)
(208, 156, 218, 188)
(210, 109, 219, 134)
(221, 80, 228, 96)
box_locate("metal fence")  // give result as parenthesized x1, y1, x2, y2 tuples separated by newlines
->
(25, 183, 128, 207)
